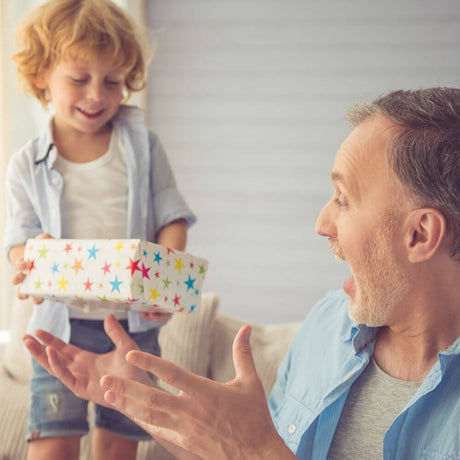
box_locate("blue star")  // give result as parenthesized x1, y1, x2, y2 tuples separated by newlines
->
(190, 305, 196, 311)
(87, 244, 100, 260)
(184, 275, 196, 291)
(142, 250, 147, 257)
(109, 276, 123, 293)
(51, 262, 59, 273)
(153, 251, 163, 264)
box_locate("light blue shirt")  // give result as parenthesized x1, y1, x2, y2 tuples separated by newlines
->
(269, 290, 459, 459)
(4, 105, 196, 341)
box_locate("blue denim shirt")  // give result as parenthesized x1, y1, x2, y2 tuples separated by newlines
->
(4, 105, 196, 341)
(269, 290, 459, 459)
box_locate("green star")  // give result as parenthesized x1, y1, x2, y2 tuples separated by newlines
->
(163, 278, 171, 289)
(38, 245, 49, 259)
(199, 264, 206, 274)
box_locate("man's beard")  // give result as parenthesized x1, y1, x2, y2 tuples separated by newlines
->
(329, 217, 412, 327)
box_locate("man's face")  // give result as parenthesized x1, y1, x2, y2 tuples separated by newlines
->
(316, 114, 413, 326)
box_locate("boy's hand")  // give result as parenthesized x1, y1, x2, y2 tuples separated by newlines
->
(12, 233, 53, 304)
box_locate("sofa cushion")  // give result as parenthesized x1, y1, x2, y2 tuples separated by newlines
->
(209, 315, 301, 396)
(158, 292, 219, 393)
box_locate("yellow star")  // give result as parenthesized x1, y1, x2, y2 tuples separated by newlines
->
(116, 261, 121, 268)
(114, 241, 125, 253)
(57, 275, 70, 291)
(71, 258, 84, 275)
(38, 245, 49, 259)
(148, 287, 161, 303)
(174, 258, 185, 273)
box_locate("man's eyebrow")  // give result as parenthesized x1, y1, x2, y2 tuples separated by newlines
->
(330, 172, 345, 184)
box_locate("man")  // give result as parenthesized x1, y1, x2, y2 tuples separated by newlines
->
(23, 88, 460, 459)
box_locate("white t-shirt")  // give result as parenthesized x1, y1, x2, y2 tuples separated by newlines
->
(53, 129, 128, 319)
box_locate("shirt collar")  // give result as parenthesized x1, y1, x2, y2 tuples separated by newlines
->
(34, 118, 57, 167)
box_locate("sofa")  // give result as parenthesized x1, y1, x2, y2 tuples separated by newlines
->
(0, 293, 301, 459)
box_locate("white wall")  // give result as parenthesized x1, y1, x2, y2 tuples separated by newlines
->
(146, 0, 460, 324)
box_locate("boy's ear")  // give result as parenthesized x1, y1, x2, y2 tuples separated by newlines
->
(34, 72, 48, 90)
(404, 208, 447, 263)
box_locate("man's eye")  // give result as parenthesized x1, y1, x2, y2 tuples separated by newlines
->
(334, 195, 348, 208)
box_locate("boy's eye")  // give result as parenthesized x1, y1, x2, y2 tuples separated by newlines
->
(105, 80, 122, 86)
(71, 78, 87, 85)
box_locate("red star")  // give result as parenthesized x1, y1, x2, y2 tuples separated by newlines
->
(126, 258, 141, 276)
(164, 296, 168, 302)
(154, 271, 160, 279)
(141, 262, 151, 279)
(128, 297, 139, 302)
(64, 243, 72, 254)
(101, 262, 111, 274)
(173, 294, 181, 306)
(166, 247, 175, 255)
(83, 279, 93, 291)
(28, 259, 36, 272)
(190, 262, 194, 268)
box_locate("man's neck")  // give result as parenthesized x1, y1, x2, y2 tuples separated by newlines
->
(373, 279, 459, 382)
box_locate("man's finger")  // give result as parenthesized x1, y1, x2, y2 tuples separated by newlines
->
(100, 375, 182, 412)
(104, 314, 138, 351)
(23, 335, 53, 373)
(232, 325, 258, 382)
(46, 347, 78, 391)
(126, 351, 209, 395)
(103, 389, 178, 431)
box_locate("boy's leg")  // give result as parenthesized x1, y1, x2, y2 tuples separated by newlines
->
(27, 436, 80, 460)
(92, 428, 137, 460)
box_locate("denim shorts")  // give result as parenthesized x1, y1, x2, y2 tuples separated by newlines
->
(27, 319, 160, 442)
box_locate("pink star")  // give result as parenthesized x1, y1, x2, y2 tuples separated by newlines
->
(141, 262, 151, 279)
(84, 279, 93, 291)
(101, 262, 111, 275)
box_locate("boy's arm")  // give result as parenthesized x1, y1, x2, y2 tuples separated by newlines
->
(156, 218, 187, 251)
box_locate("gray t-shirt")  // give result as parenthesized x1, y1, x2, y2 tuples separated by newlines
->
(327, 357, 421, 459)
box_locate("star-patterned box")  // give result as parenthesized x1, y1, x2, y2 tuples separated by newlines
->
(19, 238, 208, 314)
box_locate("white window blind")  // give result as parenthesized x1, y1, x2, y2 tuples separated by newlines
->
(146, 0, 460, 324)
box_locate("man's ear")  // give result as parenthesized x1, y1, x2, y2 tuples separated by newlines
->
(405, 208, 447, 263)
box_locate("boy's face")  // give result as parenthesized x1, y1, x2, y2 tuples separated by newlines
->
(36, 50, 127, 137)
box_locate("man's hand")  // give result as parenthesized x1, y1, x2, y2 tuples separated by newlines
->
(23, 314, 151, 407)
(100, 326, 295, 459)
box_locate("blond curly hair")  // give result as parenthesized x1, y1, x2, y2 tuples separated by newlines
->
(13, 0, 151, 106)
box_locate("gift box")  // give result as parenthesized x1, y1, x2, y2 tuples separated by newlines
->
(19, 239, 208, 314)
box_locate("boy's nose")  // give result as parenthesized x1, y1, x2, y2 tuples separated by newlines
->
(87, 81, 104, 101)
(315, 199, 336, 238)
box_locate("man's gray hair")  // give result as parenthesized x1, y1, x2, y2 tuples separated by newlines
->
(347, 88, 460, 258)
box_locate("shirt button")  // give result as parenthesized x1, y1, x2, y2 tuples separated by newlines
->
(288, 424, 296, 434)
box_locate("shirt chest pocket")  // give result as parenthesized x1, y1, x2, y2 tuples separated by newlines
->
(273, 394, 316, 452)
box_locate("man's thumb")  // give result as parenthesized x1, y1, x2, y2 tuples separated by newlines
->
(232, 325, 257, 381)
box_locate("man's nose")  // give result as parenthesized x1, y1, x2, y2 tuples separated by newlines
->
(315, 199, 336, 238)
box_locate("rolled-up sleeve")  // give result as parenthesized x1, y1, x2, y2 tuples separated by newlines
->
(150, 132, 197, 231)
(4, 154, 42, 259)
